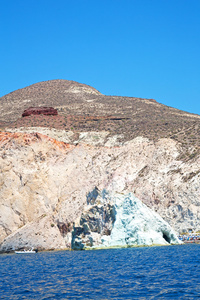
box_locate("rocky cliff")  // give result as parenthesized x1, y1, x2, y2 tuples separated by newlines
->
(0, 80, 199, 252)
(0, 129, 199, 252)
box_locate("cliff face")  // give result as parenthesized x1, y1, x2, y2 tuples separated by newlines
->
(0, 130, 199, 252)
(0, 80, 200, 252)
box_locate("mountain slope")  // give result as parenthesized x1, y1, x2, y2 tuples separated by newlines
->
(0, 80, 200, 148)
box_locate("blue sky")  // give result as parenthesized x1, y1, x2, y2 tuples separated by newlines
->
(1, 0, 200, 115)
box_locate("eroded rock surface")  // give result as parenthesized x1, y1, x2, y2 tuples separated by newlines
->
(0, 131, 199, 252)
(72, 190, 180, 250)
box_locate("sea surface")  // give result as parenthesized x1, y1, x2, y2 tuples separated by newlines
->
(0, 244, 199, 299)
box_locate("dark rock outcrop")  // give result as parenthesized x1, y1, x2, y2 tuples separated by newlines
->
(22, 107, 58, 117)
(71, 203, 116, 250)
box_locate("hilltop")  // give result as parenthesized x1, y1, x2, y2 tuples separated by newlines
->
(0, 80, 200, 151)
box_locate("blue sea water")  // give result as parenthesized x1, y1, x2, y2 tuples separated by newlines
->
(0, 244, 199, 299)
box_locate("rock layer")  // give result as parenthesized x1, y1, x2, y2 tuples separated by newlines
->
(22, 107, 58, 117)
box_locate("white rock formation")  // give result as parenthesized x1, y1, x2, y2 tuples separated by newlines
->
(102, 193, 180, 247)
(72, 190, 181, 250)
(0, 215, 71, 252)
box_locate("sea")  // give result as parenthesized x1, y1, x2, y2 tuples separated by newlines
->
(0, 244, 199, 299)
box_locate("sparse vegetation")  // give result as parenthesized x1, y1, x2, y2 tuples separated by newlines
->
(0, 79, 200, 150)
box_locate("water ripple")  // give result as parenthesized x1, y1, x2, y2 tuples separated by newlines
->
(0, 244, 200, 299)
